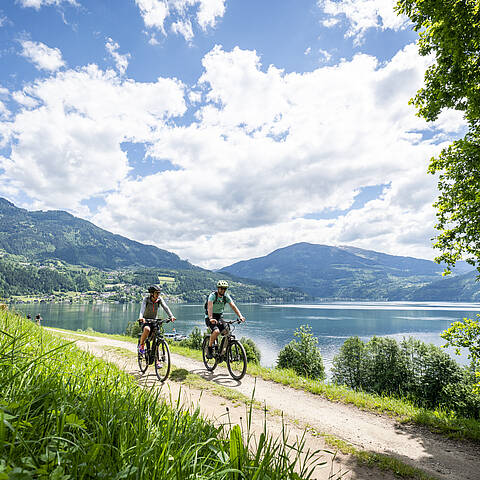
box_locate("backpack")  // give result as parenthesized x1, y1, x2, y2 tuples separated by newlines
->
(204, 291, 227, 315)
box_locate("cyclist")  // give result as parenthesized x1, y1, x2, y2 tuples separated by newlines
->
(205, 280, 245, 358)
(138, 285, 176, 354)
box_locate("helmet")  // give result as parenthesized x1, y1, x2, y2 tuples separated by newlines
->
(217, 280, 229, 289)
(148, 285, 161, 294)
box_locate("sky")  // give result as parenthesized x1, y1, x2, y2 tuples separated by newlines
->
(0, 0, 466, 269)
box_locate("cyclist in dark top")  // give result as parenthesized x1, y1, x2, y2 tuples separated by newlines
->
(205, 280, 245, 358)
(138, 285, 176, 354)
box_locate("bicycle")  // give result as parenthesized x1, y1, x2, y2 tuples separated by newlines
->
(202, 319, 247, 380)
(137, 319, 172, 382)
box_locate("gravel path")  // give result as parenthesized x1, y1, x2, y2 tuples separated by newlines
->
(48, 329, 480, 480)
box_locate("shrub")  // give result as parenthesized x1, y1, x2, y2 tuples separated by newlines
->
(332, 335, 480, 417)
(277, 325, 325, 380)
(332, 336, 365, 389)
(125, 320, 141, 337)
(363, 336, 409, 394)
(240, 337, 261, 364)
(185, 326, 203, 350)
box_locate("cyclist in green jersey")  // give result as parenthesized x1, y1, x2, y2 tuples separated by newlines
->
(205, 280, 245, 358)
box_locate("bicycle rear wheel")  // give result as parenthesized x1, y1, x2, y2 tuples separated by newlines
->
(138, 338, 149, 373)
(154, 338, 171, 382)
(226, 340, 247, 380)
(202, 336, 218, 372)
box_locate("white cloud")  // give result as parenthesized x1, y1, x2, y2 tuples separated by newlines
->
(87, 44, 461, 268)
(319, 48, 332, 62)
(20, 40, 65, 72)
(196, 0, 226, 30)
(105, 38, 131, 75)
(17, 0, 78, 9)
(171, 19, 194, 42)
(2, 43, 464, 268)
(1, 65, 186, 211)
(319, 0, 410, 44)
(135, 0, 226, 41)
(136, 0, 169, 33)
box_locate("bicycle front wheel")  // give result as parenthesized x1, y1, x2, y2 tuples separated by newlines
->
(138, 338, 149, 374)
(202, 336, 218, 372)
(226, 340, 247, 380)
(154, 339, 171, 382)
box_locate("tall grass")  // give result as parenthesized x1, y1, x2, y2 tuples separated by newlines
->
(0, 312, 327, 479)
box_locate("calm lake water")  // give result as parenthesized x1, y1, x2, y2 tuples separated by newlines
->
(16, 301, 480, 372)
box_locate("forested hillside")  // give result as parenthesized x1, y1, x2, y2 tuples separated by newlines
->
(0, 198, 193, 270)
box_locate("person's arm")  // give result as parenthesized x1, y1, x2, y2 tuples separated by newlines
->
(138, 297, 147, 322)
(159, 296, 176, 321)
(207, 301, 215, 323)
(228, 300, 245, 322)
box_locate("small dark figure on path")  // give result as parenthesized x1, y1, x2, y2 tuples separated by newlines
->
(26, 314, 31, 320)
(35, 314, 42, 326)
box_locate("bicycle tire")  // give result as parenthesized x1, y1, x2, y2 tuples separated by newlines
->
(154, 338, 171, 382)
(202, 336, 218, 372)
(226, 340, 247, 380)
(138, 338, 149, 373)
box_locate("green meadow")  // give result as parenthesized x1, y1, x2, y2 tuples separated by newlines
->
(0, 311, 325, 479)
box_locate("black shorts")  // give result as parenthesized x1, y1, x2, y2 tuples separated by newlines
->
(205, 313, 226, 333)
(140, 320, 156, 335)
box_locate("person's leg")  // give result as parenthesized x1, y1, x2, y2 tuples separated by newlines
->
(139, 325, 150, 352)
(209, 327, 220, 347)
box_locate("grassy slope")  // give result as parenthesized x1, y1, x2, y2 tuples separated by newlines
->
(0, 312, 324, 479)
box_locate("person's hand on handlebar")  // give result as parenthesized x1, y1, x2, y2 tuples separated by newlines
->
(209, 317, 217, 324)
(170, 316, 176, 322)
(238, 316, 245, 323)
(138, 318, 145, 323)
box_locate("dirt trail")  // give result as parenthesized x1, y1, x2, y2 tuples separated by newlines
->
(49, 329, 480, 480)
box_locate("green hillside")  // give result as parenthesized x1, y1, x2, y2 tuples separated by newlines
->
(0, 198, 192, 270)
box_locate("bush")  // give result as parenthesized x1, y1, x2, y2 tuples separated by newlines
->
(240, 337, 261, 364)
(184, 326, 204, 350)
(332, 335, 480, 417)
(125, 320, 141, 338)
(331, 336, 365, 389)
(277, 325, 325, 380)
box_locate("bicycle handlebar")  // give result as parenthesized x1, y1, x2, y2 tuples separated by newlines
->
(139, 318, 173, 324)
(224, 318, 245, 325)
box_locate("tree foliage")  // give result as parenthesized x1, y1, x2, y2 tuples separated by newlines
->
(441, 315, 480, 391)
(332, 336, 480, 417)
(396, 0, 480, 272)
(277, 325, 325, 380)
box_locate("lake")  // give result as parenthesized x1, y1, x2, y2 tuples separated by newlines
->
(16, 301, 480, 373)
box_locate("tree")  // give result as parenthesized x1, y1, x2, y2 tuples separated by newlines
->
(395, 0, 480, 272)
(277, 325, 325, 380)
(396, 0, 480, 394)
(441, 316, 480, 392)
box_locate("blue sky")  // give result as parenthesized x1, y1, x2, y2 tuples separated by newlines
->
(0, 0, 465, 268)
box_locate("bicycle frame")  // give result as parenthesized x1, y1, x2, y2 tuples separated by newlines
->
(217, 324, 235, 360)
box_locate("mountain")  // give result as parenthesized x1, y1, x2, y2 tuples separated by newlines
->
(0, 198, 193, 270)
(218, 242, 479, 301)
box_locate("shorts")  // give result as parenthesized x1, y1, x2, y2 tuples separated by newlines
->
(140, 320, 156, 335)
(205, 313, 226, 333)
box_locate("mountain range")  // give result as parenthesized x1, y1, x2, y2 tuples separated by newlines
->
(1, 197, 479, 301)
(0, 198, 192, 270)
(219, 243, 479, 301)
